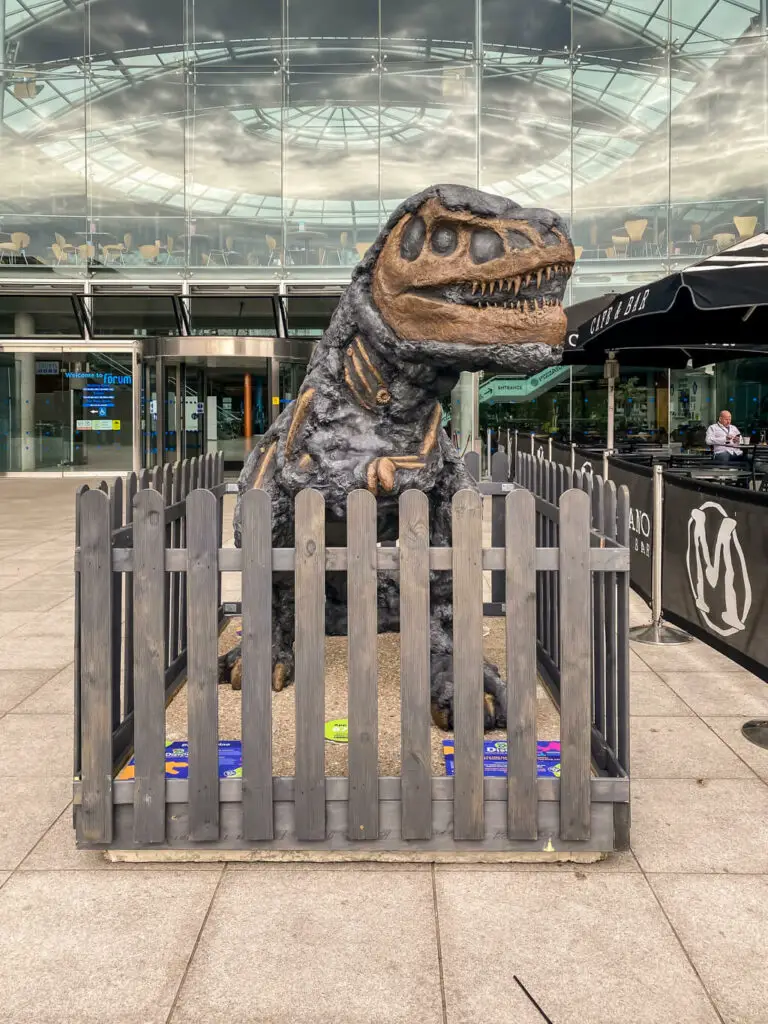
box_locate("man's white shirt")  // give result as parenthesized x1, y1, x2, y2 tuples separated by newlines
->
(705, 421, 741, 453)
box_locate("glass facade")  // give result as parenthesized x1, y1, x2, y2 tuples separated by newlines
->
(0, 1, 765, 278)
(1, 1, 768, 467)
(0, 352, 134, 471)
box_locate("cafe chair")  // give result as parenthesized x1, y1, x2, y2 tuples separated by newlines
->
(355, 242, 371, 260)
(573, 245, 583, 260)
(51, 241, 74, 265)
(101, 234, 128, 264)
(0, 231, 30, 261)
(624, 218, 648, 255)
(265, 234, 281, 266)
(611, 233, 629, 258)
(733, 215, 757, 239)
(713, 232, 736, 251)
(54, 232, 77, 261)
(77, 242, 95, 265)
(209, 235, 239, 266)
(138, 243, 160, 264)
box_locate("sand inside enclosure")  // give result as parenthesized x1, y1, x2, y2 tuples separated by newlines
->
(165, 615, 561, 776)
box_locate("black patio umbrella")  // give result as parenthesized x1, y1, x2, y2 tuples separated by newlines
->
(563, 233, 768, 368)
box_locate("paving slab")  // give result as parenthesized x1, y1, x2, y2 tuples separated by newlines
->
(631, 778, 768, 873)
(0, 632, 74, 671)
(0, 668, 57, 715)
(9, 607, 74, 638)
(12, 664, 74, 715)
(630, 671, 694, 716)
(0, 714, 73, 776)
(705, 716, 768, 783)
(0, 868, 221, 1024)
(0, 777, 71, 870)
(169, 867, 443, 1024)
(656, 671, 768, 718)
(635, 643, 760, 674)
(435, 871, 719, 1024)
(0, 587, 73, 613)
(651, 874, 768, 1024)
(630, 716, 755, 779)
(0, 612, 36, 639)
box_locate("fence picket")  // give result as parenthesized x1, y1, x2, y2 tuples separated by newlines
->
(179, 460, 190, 653)
(79, 489, 113, 843)
(603, 481, 618, 757)
(132, 487, 167, 844)
(108, 478, 123, 732)
(616, 485, 631, 776)
(399, 490, 431, 840)
(592, 476, 606, 744)
(73, 485, 89, 782)
(452, 489, 484, 841)
(186, 489, 220, 841)
(169, 464, 181, 663)
(464, 450, 481, 482)
(347, 490, 378, 841)
(162, 465, 173, 669)
(506, 489, 537, 840)
(241, 488, 274, 840)
(123, 474, 137, 717)
(295, 488, 326, 841)
(559, 488, 592, 841)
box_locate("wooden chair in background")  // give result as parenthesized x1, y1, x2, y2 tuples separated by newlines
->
(0, 232, 30, 261)
(733, 215, 757, 239)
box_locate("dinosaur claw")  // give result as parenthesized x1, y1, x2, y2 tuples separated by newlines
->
(272, 663, 288, 692)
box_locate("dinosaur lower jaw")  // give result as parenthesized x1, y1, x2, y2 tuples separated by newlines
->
(410, 266, 569, 311)
(385, 290, 567, 347)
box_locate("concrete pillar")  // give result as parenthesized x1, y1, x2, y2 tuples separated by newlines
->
(14, 313, 35, 470)
(450, 371, 479, 454)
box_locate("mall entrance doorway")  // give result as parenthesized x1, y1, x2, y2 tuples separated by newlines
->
(140, 338, 312, 473)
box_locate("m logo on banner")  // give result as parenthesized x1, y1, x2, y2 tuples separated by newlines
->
(686, 502, 752, 637)
(536, 445, 544, 459)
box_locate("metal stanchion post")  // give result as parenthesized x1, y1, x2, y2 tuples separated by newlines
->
(570, 443, 576, 472)
(548, 436, 552, 461)
(530, 431, 535, 455)
(630, 464, 690, 645)
(602, 450, 609, 481)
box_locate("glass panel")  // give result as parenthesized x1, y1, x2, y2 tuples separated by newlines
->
(481, 53, 571, 212)
(670, 366, 716, 447)
(288, 0, 379, 58)
(382, 0, 476, 47)
(91, 294, 181, 335)
(189, 295, 277, 334)
(670, 47, 767, 257)
(482, 0, 568, 52)
(284, 295, 340, 335)
(0, 350, 133, 470)
(573, 0, 670, 56)
(283, 65, 380, 268)
(0, 295, 81, 335)
(570, 49, 671, 266)
(713, 358, 768, 441)
(381, 59, 478, 211)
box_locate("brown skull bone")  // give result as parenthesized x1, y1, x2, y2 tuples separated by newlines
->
(371, 197, 574, 346)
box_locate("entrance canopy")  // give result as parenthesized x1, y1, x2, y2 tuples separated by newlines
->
(564, 234, 768, 368)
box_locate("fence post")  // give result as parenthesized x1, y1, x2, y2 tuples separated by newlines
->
(505, 489, 537, 840)
(79, 489, 113, 844)
(452, 489, 484, 841)
(132, 487, 167, 844)
(559, 488, 592, 842)
(629, 465, 689, 645)
(347, 490, 379, 841)
(186, 488, 220, 841)
(241, 487, 274, 841)
(294, 488, 326, 841)
(399, 490, 432, 840)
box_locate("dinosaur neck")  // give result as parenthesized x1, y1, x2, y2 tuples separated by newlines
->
(305, 282, 459, 423)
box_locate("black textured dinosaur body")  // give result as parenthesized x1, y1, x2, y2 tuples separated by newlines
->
(221, 184, 574, 729)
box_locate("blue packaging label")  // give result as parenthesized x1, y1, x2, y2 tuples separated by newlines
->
(442, 739, 561, 778)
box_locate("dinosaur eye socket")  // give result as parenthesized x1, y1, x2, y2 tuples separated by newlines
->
(400, 215, 426, 261)
(542, 229, 561, 247)
(507, 229, 533, 251)
(470, 228, 505, 263)
(430, 222, 458, 256)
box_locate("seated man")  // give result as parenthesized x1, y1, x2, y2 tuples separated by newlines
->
(706, 410, 744, 463)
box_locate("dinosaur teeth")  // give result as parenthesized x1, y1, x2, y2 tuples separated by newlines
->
(505, 278, 511, 291)
(481, 282, 487, 295)
(489, 280, 495, 295)
(513, 277, 521, 295)
(536, 269, 543, 288)
(472, 282, 479, 294)
(545, 266, 552, 281)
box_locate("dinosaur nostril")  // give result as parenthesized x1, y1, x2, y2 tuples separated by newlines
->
(470, 228, 505, 264)
(400, 215, 426, 261)
(506, 229, 534, 251)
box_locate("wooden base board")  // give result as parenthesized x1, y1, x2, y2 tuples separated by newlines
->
(107, 849, 607, 865)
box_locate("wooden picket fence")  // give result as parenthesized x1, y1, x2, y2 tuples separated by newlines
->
(73, 453, 631, 853)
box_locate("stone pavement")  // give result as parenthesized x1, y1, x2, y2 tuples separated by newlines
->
(1, 477, 768, 1023)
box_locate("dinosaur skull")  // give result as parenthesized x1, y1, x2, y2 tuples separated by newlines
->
(371, 195, 574, 346)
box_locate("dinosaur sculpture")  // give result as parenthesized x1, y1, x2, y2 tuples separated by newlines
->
(221, 184, 573, 730)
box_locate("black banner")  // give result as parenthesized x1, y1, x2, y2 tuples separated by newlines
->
(662, 475, 768, 681)
(607, 458, 654, 603)
(551, 441, 571, 469)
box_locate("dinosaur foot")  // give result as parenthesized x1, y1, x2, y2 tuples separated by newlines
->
(430, 655, 507, 732)
(217, 647, 295, 692)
